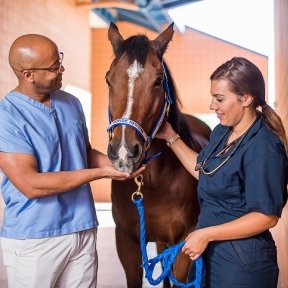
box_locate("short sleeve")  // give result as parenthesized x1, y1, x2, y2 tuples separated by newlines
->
(0, 111, 34, 154)
(245, 151, 287, 217)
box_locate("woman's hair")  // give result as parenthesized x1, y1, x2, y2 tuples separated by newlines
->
(210, 57, 287, 151)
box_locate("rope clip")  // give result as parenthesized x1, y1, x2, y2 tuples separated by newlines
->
(131, 174, 144, 202)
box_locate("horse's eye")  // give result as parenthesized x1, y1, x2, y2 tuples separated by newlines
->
(154, 77, 163, 88)
(105, 78, 112, 88)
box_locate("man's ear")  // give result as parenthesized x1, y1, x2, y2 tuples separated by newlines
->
(22, 70, 34, 83)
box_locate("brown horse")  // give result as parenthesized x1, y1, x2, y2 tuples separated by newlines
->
(106, 23, 210, 287)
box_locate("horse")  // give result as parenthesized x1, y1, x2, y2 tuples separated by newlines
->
(105, 22, 211, 287)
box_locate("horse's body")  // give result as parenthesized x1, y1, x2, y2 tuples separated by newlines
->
(106, 23, 210, 287)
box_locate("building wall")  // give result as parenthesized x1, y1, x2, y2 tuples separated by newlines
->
(90, 21, 268, 201)
(271, 1, 288, 287)
(0, 1, 271, 204)
(0, 2, 268, 202)
(0, 2, 286, 286)
(275, 0, 288, 130)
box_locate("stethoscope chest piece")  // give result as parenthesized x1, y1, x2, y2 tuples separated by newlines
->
(195, 161, 203, 171)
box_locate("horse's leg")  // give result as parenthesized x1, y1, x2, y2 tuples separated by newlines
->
(115, 225, 143, 288)
(171, 252, 191, 287)
(156, 242, 171, 288)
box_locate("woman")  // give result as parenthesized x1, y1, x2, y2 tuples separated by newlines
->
(157, 57, 287, 287)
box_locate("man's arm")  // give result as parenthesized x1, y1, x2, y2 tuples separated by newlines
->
(0, 152, 130, 199)
(87, 146, 111, 168)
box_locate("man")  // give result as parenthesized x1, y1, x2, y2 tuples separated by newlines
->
(0, 34, 144, 287)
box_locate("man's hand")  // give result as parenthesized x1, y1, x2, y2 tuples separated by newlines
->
(130, 164, 146, 178)
(102, 164, 146, 180)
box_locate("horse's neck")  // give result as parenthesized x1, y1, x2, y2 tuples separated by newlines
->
(149, 140, 182, 169)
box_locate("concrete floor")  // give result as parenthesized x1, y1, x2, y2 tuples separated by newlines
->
(0, 201, 161, 288)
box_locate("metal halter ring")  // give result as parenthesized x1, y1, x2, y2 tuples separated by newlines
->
(131, 191, 143, 202)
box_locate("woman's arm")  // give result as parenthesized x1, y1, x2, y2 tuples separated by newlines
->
(182, 212, 279, 260)
(156, 122, 200, 180)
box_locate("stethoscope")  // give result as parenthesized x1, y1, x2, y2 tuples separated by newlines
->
(195, 127, 250, 176)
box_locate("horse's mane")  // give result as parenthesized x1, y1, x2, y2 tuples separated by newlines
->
(116, 34, 201, 151)
(162, 62, 202, 151)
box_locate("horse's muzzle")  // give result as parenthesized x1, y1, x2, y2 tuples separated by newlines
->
(107, 141, 144, 173)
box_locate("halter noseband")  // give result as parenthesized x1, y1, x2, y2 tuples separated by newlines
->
(107, 63, 173, 151)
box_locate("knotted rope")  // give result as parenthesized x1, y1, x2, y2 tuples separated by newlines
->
(132, 175, 203, 287)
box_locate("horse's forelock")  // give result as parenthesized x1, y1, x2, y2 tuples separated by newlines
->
(116, 35, 150, 66)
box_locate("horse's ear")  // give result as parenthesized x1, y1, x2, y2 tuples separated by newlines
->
(152, 23, 174, 57)
(108, 22, 124, 55)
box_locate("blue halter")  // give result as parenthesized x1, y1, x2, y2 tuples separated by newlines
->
(107, 63, 173, 151)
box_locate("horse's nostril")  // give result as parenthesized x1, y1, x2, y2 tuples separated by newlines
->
(133, 144, 139, 156)
(128, 143, 141, 159)
(108, 143, 117, 160)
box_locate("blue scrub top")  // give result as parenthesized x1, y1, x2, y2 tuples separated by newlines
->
(196, 114, 287, 229)
(0, 91, 98, 239)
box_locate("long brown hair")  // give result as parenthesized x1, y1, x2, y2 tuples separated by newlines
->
(210, 57, 287, 151)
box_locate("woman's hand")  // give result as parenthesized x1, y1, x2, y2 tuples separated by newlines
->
(155, 122, 176, 141)
(181, 229, 210, 261)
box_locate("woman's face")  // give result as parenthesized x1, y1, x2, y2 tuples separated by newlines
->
(209, 79, 246, 127)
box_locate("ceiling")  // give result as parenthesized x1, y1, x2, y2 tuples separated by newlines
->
(76, 0, 202, 32)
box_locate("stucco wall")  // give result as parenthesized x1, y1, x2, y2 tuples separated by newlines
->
(271, 1, 288, 287)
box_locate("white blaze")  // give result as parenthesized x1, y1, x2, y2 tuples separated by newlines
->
(118, 60, 144, 160)
(124, 60, 144, 118)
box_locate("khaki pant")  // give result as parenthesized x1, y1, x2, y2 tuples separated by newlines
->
(1, 228, 98, 288)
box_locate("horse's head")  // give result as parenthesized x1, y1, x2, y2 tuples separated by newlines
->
(106, 23, 174, 173)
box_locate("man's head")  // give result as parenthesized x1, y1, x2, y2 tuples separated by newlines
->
(9, 34, 64, 93)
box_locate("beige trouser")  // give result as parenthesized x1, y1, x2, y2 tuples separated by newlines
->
(1, 228, 98, 288)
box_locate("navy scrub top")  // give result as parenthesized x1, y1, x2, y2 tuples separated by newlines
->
(194, 114, 288, 287)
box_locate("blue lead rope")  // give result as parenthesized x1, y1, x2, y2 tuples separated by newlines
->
(132, 197, 203, 287)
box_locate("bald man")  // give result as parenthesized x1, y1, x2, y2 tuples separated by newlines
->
(0, 34, 144, 287)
